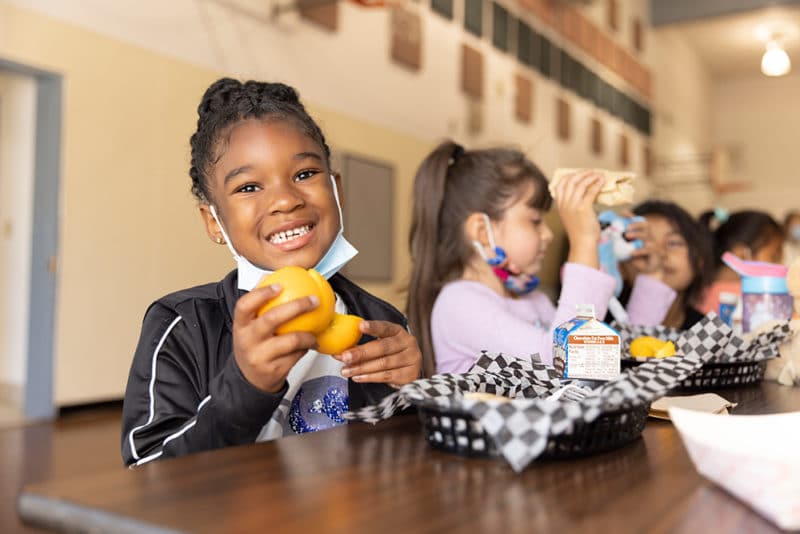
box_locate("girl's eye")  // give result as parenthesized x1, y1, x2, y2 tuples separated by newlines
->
(666, 239, 687, 249)
(295, 170, 319, 182)
(236, 184, 260, 194)
(531, 218, 543, 226)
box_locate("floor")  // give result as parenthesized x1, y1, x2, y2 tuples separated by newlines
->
(0, 403, 123, 533)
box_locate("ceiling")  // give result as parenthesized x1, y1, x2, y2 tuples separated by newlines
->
(671, 5, 800, 78)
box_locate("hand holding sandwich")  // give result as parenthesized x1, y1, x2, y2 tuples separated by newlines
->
(549, 169, 605, 269)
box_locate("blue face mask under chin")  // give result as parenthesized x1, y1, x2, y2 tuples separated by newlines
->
(210, 174, 358, 291)
(471, 214, 540, 296)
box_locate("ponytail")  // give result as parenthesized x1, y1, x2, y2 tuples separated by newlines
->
(407, 140, 551, 377)
(408, 141, 460, 377)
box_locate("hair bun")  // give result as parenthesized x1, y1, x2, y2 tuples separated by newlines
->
(198, 78, 243, 118)
(261, 82, 300, 105)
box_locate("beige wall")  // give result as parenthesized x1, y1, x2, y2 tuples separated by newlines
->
(649, 27, 714, 214)
(0, 70, 36, 388)
(711, 72, 800, 220)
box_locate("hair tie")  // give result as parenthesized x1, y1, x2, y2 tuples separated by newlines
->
(448, 144, 465, 166)
(714, 206, 729, 224)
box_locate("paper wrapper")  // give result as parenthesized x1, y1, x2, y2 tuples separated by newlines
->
(670, 407, 800, 531)
(614, 313, 793, 364)
(346, 319, 726, 471)
(649, 393, 737, 420)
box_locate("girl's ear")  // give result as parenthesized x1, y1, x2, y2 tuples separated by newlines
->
(464, 212, 490, 246)
(199, 204, 225, 245)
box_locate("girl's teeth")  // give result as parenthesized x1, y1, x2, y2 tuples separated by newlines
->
(270, 225, 310, 244)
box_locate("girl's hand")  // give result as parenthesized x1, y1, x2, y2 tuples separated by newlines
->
(552, 170, 605, 269)
(232, 284, 320, 394)
(629, 242, 666, 282)
(624, 216, 666, 281)
(337, 321, 421, 386)
(622, 214, 648, 245)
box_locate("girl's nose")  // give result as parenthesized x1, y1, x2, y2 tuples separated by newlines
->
(269, 182, 305, 214)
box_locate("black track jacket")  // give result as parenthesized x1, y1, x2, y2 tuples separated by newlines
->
(121, 270, 405, 466)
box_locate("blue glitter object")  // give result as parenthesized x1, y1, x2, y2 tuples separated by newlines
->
(287, 377, 349, 434)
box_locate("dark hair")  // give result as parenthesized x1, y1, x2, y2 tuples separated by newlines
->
(407, 140, 552, 376)
(633, 201, 714, 305)
(189, 78, 330, 203)
(699, 209, 783, 268)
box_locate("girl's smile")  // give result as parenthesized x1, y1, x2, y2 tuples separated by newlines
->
(267, 220, 316, 250)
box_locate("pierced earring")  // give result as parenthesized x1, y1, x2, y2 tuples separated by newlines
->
(215, 236, 224, 244)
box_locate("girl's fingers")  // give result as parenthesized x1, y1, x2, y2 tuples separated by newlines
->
(250, 349, 309, 381)
(341, 351, 412, 379)
(234, 284, 282, 324)
(339, 333, 407, 365)
(562, 173, 603, 208)
(349, 362, 419, 384)
(581, 174, 605, 204)
(251, 295, 320, 338)
(242, 332, 317, 369)
(552, 170, 589, 201)
(358, 320, 403, 339)
(625, 220, 647, 237)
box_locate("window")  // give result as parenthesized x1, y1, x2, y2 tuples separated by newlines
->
(492, 3, 509, 52)
(464, 0, 483, 37)
(431, 0, 454, 20)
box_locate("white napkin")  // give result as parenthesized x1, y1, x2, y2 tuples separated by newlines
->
(670, 407, 800, 531)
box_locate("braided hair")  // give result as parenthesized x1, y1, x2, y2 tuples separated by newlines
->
(189, 78, 331, 203)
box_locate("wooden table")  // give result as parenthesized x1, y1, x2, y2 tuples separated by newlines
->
(18, 384, 800, 533)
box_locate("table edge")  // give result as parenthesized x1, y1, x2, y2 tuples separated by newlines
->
(17, 492, 183, 534)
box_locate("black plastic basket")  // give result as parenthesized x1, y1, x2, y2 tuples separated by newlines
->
(675, 360, 767, 390)
(417, 402, 650, 461)
(621, 357, 767, 390)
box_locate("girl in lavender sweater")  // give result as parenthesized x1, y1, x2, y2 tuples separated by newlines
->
(407, 141, 676, 376)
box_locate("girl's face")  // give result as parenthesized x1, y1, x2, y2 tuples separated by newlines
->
(200, 119, 340, 271)
(492, 186, 554, 276)
(645, 215, 694, 293)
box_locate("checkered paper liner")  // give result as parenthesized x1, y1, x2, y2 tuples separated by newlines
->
(613, 312, 792, 364)
(346, 320, 719, 471)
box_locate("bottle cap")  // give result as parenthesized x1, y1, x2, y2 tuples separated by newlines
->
(742, 276, 789, 294)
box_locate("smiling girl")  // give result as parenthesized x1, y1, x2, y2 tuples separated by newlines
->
(121, 79, 420, 466)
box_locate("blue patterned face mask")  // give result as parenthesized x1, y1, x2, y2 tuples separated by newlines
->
(210, 174, 358, 291)
(471, 214, 539, 296)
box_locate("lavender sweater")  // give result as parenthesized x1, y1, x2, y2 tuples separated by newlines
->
(431, 263, 676, 374)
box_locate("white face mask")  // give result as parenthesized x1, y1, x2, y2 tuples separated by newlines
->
(209, 174, 358, 291)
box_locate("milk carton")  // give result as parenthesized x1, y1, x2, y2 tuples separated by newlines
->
(553, 304, 621, 381)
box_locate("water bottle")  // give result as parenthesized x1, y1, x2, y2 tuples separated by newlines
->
(722, 253, 794, 333)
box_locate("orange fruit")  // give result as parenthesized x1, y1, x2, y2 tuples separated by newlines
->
(315, 313, 363, 355)
(255, 267, 336, 335)
(655, 341, 676, 358)
(629, 336, 663, 357)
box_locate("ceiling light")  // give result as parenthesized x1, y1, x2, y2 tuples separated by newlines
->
(761, 40, 791, 76)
